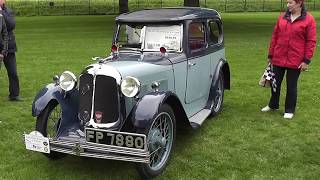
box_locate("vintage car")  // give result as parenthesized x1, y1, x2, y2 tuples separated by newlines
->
(24, 7, 230, 178)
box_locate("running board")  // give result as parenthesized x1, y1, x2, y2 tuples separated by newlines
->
(189, 109, 211, 129)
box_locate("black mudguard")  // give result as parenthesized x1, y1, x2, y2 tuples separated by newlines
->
(132, 91, 187, 129)
(32, 83, 80, 136)
(212, 59, 230, 91)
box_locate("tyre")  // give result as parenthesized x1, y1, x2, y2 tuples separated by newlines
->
(210, 71, 224, 116)
(35, 100, 66, 160)
(135, 104, 176, 179)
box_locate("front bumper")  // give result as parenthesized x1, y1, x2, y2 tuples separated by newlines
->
(50, 139, 150, 163)
(24, 130, 150, 164)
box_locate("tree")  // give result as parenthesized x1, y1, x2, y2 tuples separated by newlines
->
(119, 0, 129, 14)
(184, 0, 200, 7)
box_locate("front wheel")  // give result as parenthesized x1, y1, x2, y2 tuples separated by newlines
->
(35, 100, 66, 160)
(135, 104, 176, 179)
(210, 71, 224, 116)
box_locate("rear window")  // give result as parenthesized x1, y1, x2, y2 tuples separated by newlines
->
(208, 20, 222, 45)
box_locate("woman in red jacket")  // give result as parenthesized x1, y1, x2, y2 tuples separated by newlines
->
(261, 0, 317, 119)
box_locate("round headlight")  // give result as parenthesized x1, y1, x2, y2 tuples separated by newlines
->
(121, 76, 140, 97)
(59, 71, 77, 92)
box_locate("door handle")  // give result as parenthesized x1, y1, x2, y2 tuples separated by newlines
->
(188, 62, 196, 67)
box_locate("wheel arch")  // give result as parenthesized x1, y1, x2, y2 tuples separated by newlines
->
(132, 91, 189, 129)
(32, 84, 80, 137)
(32, 84, 61, 117)
(163, 95, 190, 128)
(221, 61, 230, 90)
(205, 59, 229, 114)
(212, 59, 230, 91)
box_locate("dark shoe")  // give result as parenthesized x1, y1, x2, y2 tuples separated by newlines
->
(9, 96, 22, 101)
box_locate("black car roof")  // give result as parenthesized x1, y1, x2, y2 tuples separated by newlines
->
(115, 7, 220, 23)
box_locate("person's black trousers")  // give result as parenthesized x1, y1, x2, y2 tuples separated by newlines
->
(3, 53, 20, 98)
(268, 65, 301, 113)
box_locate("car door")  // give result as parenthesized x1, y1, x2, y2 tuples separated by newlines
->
(185, 21, 211, 105)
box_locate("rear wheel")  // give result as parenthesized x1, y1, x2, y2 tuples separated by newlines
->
(36, 100, 66, 160)
(135, 104, 176, 179)
(210, 71, 224, 116)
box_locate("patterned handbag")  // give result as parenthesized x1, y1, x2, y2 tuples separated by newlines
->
(259, 63, 277, 92)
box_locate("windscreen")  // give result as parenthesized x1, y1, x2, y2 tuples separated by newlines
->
(116, 24, 182, 52)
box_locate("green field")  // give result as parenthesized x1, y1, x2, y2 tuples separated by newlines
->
(6, 0, 320, 16)
(0, 12, 320, 179)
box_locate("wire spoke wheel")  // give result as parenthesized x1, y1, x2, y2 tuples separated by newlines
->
(47, 104, 62, 138)
(135, 104, 176, 179)
(35, 100, 65, 160)
(148, 111, 173, 170)
(210, 71, 224, 116)
(213, 75, 223, 112)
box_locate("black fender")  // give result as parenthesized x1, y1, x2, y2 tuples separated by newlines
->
(132, 91, 188, 129)
(212, 59, 230, 91)
(32, 83, 60, 117)
(206, 59, 230, 109)
(32, 83, 80, 136)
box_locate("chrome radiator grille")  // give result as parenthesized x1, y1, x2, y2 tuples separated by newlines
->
(78, 74, 120, 124)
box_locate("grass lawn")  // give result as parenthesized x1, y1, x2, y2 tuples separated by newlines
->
(7, 0, 320, 16)
(0, 12, 319, 179)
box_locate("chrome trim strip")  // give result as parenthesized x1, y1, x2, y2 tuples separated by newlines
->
(50, 139, 148, 156)
(84, 153, 149, 163)
(89, 74, 97, 127)
(89, 118, 120, 129)
(180, 24, 183, 52)
(51, 146, 149, 163)
(82, 144, 147, 156)
(49, 140, 150, 163)
(86, 64, 122, 84)
(86, 64, 123, 128)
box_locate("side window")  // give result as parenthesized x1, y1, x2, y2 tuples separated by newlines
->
(208, 20, 221, 45)
(188, 22, 205, 52)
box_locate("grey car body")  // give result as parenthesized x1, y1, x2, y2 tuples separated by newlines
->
(27, 7, 230, 178)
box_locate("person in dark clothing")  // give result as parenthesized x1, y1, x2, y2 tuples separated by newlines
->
(0, 7, 8, 61)
(261, 0, 317, 119)
(0, 0, 20, 101)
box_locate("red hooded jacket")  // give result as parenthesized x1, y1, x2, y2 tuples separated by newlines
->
(268, 8, 317, 69)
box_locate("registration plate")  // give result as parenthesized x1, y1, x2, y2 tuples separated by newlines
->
(85, 128, 146, 150)
(24, 131, 50, 154)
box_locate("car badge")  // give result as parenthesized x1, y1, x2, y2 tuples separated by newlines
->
(83, 111, 90, 121)
(78, 111, 90, 122)
(95, 111, 103, 123)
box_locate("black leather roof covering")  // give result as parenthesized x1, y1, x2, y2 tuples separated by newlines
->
(116, 7, 220, 23)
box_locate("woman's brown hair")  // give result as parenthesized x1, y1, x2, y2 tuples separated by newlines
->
(294, 0, 304, 6)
